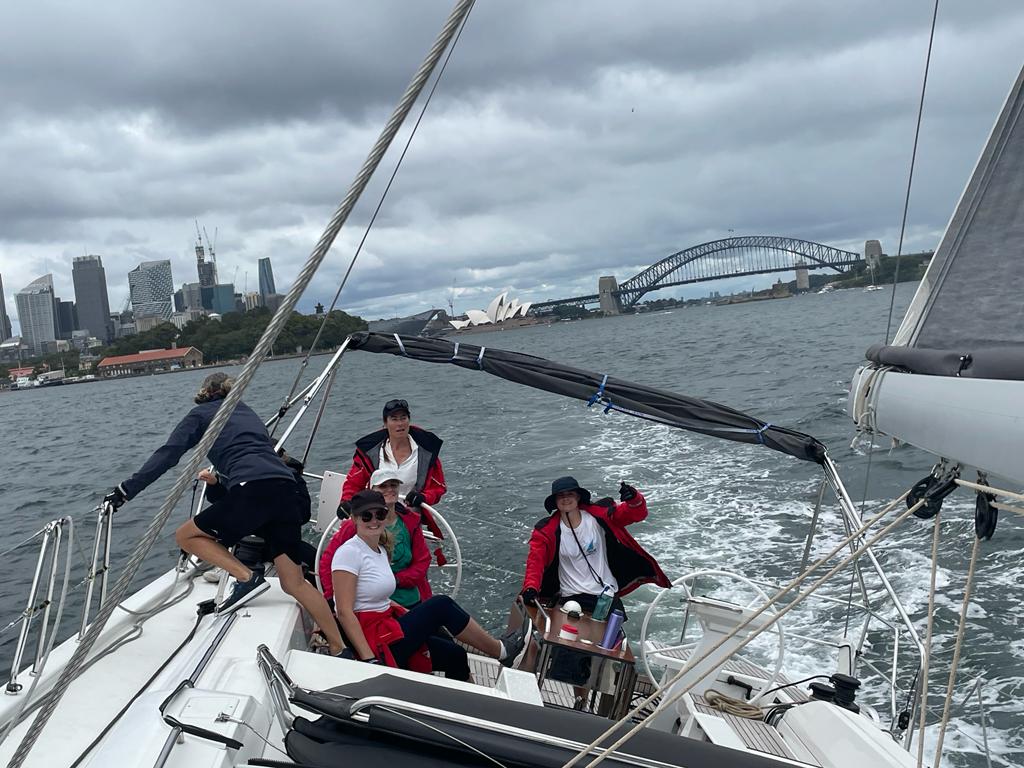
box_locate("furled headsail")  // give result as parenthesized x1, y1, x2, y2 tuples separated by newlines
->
(347, 331, 827, 464)
(851, 62, 1024, 483)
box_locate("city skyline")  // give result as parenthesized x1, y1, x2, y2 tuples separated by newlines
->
(2, 3, 1022, 329)
(1, 249, 287, 346)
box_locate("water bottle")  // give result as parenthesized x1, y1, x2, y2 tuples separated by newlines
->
(600, 608, 625, 649)
(592, 587, 613, 622)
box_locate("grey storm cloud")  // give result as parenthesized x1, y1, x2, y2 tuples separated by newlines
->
(1, 0, 1023, 327)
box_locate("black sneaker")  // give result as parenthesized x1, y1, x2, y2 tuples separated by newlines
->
(499, 626, 526, 668)
(216, 572, 268, 614)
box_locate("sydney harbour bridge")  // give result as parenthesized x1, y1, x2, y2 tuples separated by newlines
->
(531, 235, 863, 312)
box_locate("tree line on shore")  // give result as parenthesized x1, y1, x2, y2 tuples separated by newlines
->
(3, 308, 367, 380)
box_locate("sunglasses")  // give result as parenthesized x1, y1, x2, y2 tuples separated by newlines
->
(384, 399, 409, 413)
(357, 509, 389, 523)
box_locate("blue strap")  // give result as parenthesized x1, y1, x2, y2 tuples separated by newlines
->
(756, 423, 773, 444)
(587, 374, 609, 407)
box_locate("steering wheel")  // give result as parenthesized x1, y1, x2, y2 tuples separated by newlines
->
(314, 505, 463, 599)
(639, 569, 785, 702)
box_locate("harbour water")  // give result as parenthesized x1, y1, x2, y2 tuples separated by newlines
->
(0, 283, 1020, 766)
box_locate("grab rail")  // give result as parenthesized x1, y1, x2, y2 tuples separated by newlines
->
(6, 517, 74, 694)
(78, 503, 115, 639)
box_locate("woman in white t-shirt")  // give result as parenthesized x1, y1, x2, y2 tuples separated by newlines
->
(332, 490, 525, 678)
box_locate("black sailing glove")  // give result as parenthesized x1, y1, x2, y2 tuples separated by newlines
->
(103, 484, 128, 511)
(520, 587, 539, 606)
(618, 482, 638, 502)
(337, 500, 352, 520)
(405, 490, 426, 508)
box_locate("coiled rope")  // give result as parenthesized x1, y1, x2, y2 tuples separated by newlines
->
(6, 3, 475, 765)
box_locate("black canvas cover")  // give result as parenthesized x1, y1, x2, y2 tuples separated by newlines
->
(290, 675, 799, 768)
(866, 343, 1024, 381)
(346, 332, 826, 464)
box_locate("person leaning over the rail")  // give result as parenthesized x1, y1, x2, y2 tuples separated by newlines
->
(101, 372, 345, 655)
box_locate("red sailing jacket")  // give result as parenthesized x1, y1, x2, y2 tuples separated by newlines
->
(354, 605, 431, 673)
(521, 493, 670, 599)
(341, 424, 447, 549)
(341, 425, 447, 505)
(320, 504, 432, 603)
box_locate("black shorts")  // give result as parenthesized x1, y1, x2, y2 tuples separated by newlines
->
(194, 478, 306, 564)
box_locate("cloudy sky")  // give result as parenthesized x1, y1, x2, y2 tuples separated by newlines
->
(1, 1, 1022, 331)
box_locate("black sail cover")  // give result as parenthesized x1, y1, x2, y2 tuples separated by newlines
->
(347, 332, 826, 464)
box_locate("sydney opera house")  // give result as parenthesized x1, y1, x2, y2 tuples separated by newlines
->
(449, 292, 533, 330)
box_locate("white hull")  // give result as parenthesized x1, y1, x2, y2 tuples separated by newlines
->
(850, 365, 1024, 483)
(0, 561, 918, 768)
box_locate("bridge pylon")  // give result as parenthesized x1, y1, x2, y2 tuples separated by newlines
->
(598, 276, 622, 315)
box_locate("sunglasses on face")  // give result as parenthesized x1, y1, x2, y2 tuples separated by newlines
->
(357, 509, 389, 523)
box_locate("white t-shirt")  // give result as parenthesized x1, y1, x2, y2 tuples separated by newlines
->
(558, 510, 618, 596)
(331, 536, 397, 612)
(378, 435, 419, 498)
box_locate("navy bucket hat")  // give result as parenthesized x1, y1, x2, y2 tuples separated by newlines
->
(544, 476, 592, 512)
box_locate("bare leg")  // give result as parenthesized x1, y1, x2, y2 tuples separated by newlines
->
(454, 618, 501, 658)
(275, 554, 344, 655)
(175, 519, 250, 581)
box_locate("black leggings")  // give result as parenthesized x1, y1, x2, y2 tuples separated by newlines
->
(390, 595, 472, 680)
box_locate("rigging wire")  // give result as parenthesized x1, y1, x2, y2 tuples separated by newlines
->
(7, 4, 477, 766)
(272, 3, 476, 435)
(855, 0, 941, 640)
(884, 0, 941, 344)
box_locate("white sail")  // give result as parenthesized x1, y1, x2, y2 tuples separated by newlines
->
(851, 61, 1024, 484)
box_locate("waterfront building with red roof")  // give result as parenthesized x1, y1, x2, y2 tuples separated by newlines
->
(96, 347, 203, 378)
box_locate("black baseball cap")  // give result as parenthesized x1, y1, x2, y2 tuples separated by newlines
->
(382, 399, 410, 419)
(350, 489, 387, 518)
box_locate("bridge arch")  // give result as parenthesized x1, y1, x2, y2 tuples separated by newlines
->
(615, 236, 861, 308)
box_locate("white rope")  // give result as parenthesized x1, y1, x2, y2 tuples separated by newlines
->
(704, 690, 763, 719)
(562, 497, 922, 768)
(6, 4, 476, 766)
(932, 535, 981, 768)
(916, 512, 941, 768)
(954, 478, 1024, 504)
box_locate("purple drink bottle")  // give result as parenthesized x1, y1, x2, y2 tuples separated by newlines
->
(600, 608, 625, 649)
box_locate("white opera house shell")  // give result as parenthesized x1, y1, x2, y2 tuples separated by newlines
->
(449, 292, 532, 329)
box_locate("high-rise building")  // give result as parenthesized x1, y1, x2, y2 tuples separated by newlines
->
(201, 284, 236, 314)
(15, 274, 57, 355)
(196, 239, 217, 287)
(258, 257, 276, 297)
(72, 255, 113, 342)
(128, 260, 174, 321)
(176, 282, 204, 313)
(0, 272, 12, 340)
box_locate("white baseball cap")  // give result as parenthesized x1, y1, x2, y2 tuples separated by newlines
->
(370, 468, 403, 487)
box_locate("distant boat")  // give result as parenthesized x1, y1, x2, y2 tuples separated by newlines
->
(817, 284, 835, 294)
(864, 284, 884, 292)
